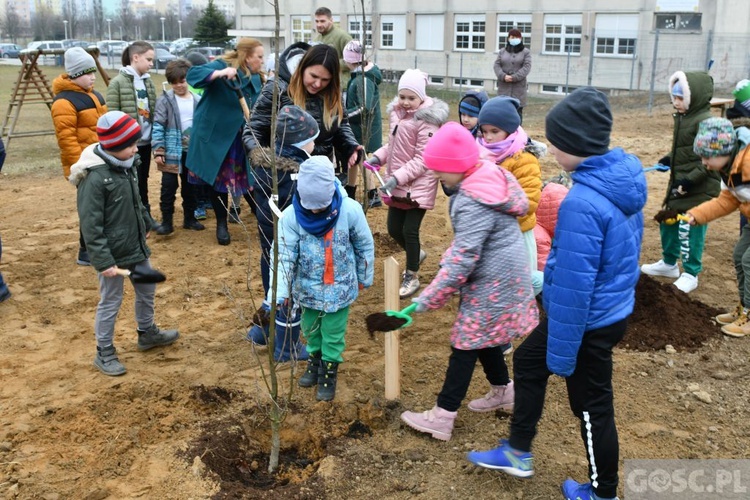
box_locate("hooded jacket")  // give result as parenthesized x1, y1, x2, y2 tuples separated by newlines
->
(345, 63, 383, 153)
(185, 58, 262, 184)
(243, 42, 360, 165)
(372, 96, 450, 210)
(51, 74, 108, 178)
(544, 148, 647, 377)
(415, 160, 538, 349)
(69, 144, 152, 272)
(689, 127, 750, 223)
(663, 71, 720, 212)
(151, 89, 200, 174)
(106, 67, 157, 141)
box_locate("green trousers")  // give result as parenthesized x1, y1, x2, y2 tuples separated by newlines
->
(300, 306, 350, 363)
(660, 219, 707, 277)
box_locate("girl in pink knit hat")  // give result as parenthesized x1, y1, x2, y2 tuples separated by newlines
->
(366, 69, 449, 298)
(399, 122, 538, 441)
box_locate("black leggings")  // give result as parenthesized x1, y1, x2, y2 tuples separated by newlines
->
(437, 345, 510, 412)
(386, 207, 426, 272)
(136, 145, 152, 213)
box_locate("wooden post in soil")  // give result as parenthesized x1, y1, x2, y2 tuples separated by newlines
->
(384, 257, 401, 400)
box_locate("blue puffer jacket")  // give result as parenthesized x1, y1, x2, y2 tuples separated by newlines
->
(269, 181, 375, 313)
(544, 147, 647, 376)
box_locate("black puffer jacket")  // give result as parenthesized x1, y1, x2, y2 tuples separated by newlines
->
(242, 42, 360, 163)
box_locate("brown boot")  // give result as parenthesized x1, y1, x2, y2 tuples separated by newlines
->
(716, 303, 743, 325)
(721, 310, 750, 337)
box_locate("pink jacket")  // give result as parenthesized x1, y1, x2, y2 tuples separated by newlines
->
(373, 96, 450, 210)
(533, 182, 569, 270)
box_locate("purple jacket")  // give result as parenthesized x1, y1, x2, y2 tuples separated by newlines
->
(373, 96, 449, 210)
(415, 160, 539, 349)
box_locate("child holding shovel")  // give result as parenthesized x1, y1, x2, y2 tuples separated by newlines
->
(267, 155, 374, 401)
(399, 122, 538, 441)
(70, 111, 179, 377)
(685, 118, 750, 336)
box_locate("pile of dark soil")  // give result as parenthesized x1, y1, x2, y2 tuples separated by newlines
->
(624, 274, 723, 352)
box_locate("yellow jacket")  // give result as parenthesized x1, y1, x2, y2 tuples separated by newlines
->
(51, 75, 107, 178)
(499, 150, 542, 232)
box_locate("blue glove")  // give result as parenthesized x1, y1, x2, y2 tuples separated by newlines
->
(411, 298, 427, 313)
(380, 177, 397, 194)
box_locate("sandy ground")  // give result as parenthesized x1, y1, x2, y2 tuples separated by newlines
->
(1, 95, 749, 499)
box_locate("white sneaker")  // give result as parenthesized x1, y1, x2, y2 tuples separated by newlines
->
(399, 271, 420, 298)
(641, 259, 680, 278)
(673, 273, 698, 293)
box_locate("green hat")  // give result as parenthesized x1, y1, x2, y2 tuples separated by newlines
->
(733, 79, 750, 112)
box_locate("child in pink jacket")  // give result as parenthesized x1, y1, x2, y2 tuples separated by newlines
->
(366, 69, 449, 298)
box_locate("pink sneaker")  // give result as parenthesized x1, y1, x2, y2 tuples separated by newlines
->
(468, 381, 514, 413)
(400, 405, 457, 441)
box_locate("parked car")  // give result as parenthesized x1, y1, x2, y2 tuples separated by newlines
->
(62, 39, 90, 50)
(27, 40, 64, 51)
(170, 38, 194, 55)
(185, 46, 225, 62)
(0, 43, 21, 58)
(154, 48, 177, 70)
(96, 40, 128, 57)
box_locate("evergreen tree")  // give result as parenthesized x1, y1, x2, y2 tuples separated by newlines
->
(193, 0, 232, 46)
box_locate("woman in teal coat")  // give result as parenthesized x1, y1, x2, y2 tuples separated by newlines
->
(186, 38, 264, 245)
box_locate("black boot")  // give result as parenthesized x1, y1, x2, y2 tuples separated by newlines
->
(183, 214, 205, 231)
(298, 351, 321, 387)
(156, 213, 174, 235)
(344, 184, 357, 200)
(316, 360, 339, 401)
(368, 189, 382, 208)
(216, 220, 230, 245)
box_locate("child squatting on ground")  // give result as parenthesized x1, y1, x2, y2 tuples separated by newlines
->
(152, 58, 206, 236)
(246, 105, 320, 362)
(685, 118, 750, 337)
(399, 121, 539, 441)
(267, 156, 374, 401)
(465, 87, 647, 500)
(640, 71, 718, 293)
(367, 69, 449, 298)
(70, 111, 180, 376)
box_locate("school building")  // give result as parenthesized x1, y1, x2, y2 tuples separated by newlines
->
(230, 0, 748, 95)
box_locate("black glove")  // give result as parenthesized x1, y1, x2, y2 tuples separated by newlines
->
(658, 155, 671, 167)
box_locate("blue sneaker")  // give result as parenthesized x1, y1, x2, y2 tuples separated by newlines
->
(194, 207, 207, 220)
(466, 439, 533, 477)
(561, 479, 617, 500)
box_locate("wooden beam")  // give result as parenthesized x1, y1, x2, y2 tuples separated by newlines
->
(384, 256, 400, 400)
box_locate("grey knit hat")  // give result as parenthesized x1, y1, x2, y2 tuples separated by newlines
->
(276, 105, 320, 149)
(65, 47, 97, 79)
(297, 156, 335, 210)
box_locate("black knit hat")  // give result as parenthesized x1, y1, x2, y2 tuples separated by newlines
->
(276, 105, 319, 148)
(545, 87, 612, 157)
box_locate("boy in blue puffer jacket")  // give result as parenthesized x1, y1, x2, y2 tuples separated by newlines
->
(246, 105, 320, 362)
(268, 155, 374, 401)
(466, 87, 647, 500)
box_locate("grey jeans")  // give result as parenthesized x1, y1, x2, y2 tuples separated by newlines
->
(95, 259, 156, 347)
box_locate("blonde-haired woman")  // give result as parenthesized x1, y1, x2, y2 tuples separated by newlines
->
(186, 38, 265, 245)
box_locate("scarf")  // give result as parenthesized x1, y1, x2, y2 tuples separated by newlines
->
(292, 187, 343, 285)
(478, 126, 529, 164)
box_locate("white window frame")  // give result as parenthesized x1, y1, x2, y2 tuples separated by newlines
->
(428, 76, 444, 85)
(497, 15, 532, 51)
(290, 15, 312, 43)
(595, 13, 638, 57)
(348, 16, 373, 48)
(654, 12, 702, 31)
(454, 14, 486, 52)
(541, 84, 578, 95)
(415, 14, 444, 51)
(380, 15, 406, 50)
(453, 77, 485, 87)
(543, 14, 582, 55)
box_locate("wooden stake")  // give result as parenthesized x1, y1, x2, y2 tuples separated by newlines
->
(384, 257, 400, 400)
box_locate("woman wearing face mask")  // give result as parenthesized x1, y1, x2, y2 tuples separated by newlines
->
(493, 29, 532, 123)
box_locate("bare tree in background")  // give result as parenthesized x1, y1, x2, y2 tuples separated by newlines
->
(2, 3, 21, 43)
(62, 0, 78, 39)
(31, 4, 55, 40)
(118, 0, 136, 40)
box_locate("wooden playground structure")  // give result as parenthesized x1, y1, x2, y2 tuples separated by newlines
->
(0, 47, 109, 147)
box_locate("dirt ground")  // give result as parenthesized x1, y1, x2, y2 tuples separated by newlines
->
(2, 94, 749, 500)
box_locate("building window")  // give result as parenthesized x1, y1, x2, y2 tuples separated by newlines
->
(497, 15, 531, 50)
(428, 76, 444, 85)
(416, 14, 444, 51)
(654, 12, 702, 31)
(349, 16, 373, 47)
(543, 14, 582, 55)
(454, 14, 485, 51)
(595, 13, 638, 57)
(454, 78, 484, 87)
(541, 84, 578, 95)
(380, 15, 406, 49)
(291, 16, 312, 43)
